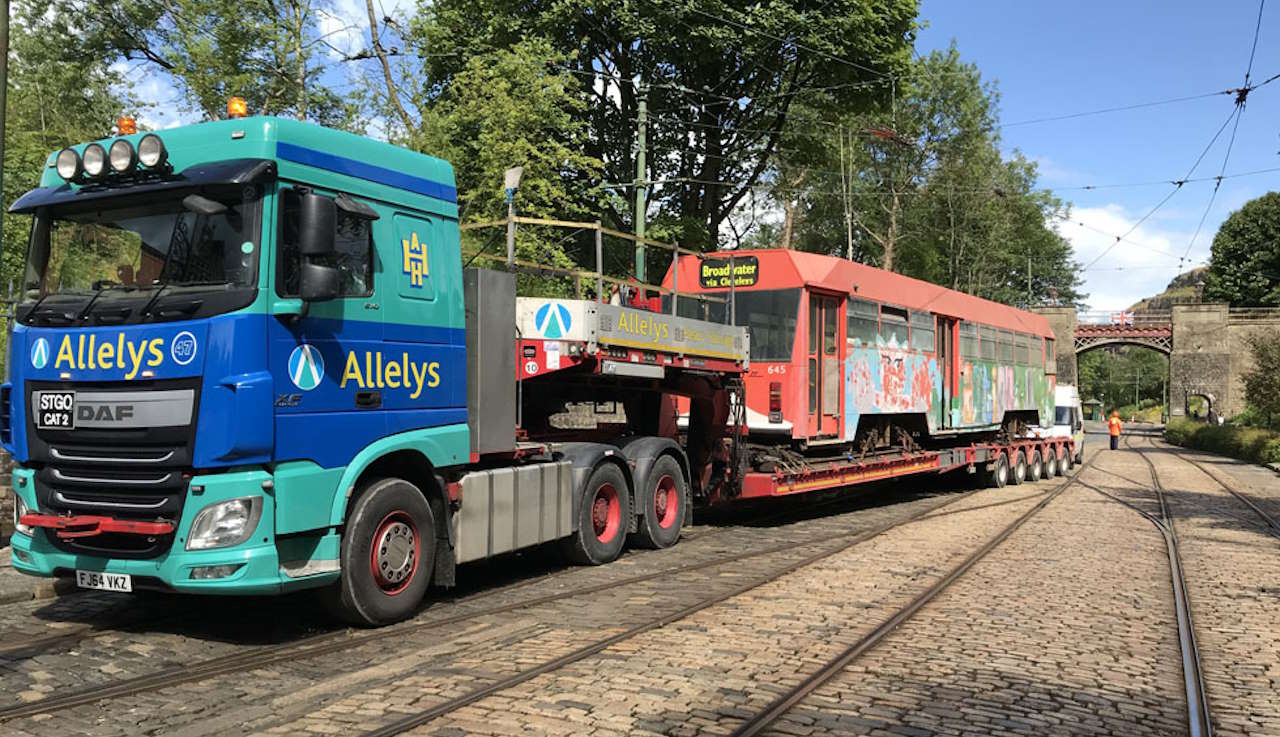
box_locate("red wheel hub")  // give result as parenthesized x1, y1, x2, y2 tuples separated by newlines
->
(370, 511, 419, 596)
(653, 475, 679, 529)
(591, 483, 621, 543)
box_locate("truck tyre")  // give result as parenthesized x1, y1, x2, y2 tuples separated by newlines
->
(1009, 450, 1027, 485)
(564, 463, 630, 565)
(1028, 450, 1043, 482)
(986, 452, 1010, 489)
(1043, 448, 1058, 479)
(327, 478, 435, 627)
(633, 455, 687, 550)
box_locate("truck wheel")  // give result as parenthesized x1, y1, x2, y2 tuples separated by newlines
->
(564, 463, 630, 565)
(1009, 450, 1027, 485)
(327, 478, 435, 627)
(1043, 448, 1058, 479)
(1028, 450, 1043, 482)
(633, 455, 687, 550)
(986, 452, 1010, 488)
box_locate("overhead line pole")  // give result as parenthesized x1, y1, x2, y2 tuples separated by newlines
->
(634, 79, 648, 282)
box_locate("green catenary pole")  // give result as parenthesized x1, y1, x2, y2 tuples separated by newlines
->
(634, 80, 647, 282)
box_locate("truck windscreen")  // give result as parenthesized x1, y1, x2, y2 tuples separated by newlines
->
(18, 186, 263, 325)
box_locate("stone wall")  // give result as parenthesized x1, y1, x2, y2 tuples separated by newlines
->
(1036, 307, 1079, 388)
(0, 453, 12, 540)
(1169, 304, 1232, 418)
(1225, 314, 1280, 418)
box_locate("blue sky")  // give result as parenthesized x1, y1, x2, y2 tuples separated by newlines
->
(918, 0, 1280, 309)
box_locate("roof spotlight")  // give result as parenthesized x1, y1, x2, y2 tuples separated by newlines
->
(137, 134, 168, 169)
(82, 143, 108, 179)
(55, 148, 82, 181)
(109, 139, 137, 174)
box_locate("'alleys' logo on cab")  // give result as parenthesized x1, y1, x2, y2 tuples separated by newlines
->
(30, 332, 198, 379)
(402, 232, 429, 288)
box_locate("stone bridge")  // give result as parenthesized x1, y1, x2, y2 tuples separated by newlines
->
(1035, 305, 1280, 418)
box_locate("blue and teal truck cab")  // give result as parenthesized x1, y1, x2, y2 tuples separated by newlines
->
(4, 114, 749, 624)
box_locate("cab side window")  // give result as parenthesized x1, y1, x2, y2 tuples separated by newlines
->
(277, 188, 374, 297)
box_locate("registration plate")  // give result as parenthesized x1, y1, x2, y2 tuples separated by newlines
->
(34, 390, 76, 430)
(75, 570, 132, 593)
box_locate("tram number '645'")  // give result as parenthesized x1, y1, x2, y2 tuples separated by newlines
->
(35, 391, 76, 430)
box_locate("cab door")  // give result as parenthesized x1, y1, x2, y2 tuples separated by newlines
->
(806, 294, 842, 438)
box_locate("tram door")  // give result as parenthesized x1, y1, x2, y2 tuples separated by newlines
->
(807, 294, 842, 438)
(937, 316, 958, 429)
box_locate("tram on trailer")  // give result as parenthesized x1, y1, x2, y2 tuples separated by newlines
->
(667, 249, 1057, 455)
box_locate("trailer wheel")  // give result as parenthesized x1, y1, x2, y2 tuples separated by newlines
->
(564, 463, 631, 565)
(1009, 450, 1028, 485)
(1043, 448, 1058, 479)
(634, 455, 687, 549)
(1063, 448, 1075, 472)
(986, 452, 1010, 488)
(326, 477, 435, 627)
(1028, 450, 1043, 482)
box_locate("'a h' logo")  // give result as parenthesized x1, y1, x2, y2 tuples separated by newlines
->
(402, 232, 429, 288)
(30, 338, 49, 369)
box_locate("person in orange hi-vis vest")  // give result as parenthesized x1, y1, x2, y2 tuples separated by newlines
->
(1108, 411, 1123, 450)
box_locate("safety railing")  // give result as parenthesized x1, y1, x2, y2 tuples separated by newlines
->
(1076, 309, 1172, 326)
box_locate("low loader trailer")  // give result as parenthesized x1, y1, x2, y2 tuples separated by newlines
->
(7, 113, 1070, 625)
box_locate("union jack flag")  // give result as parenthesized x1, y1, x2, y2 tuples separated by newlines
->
(1110, 311, 1134, 326)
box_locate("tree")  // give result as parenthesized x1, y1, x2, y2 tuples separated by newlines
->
(761, 47, 1082, 306)
(1240, 330, 1280, 428)
(408, 0, 918, 249)
(1204, 192, 1280, 306)
(44, 0, 358, 125)
(408, 40, 604, 294)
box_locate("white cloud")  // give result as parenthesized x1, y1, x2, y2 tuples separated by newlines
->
(1055, 204, 1209, 311)
(318, 0, 417, 60)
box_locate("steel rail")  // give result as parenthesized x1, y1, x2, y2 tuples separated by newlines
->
(0, 487, 976, 722)
(1127, 434, 1214, 737)
(0, 487, 891, 667)
(724, 456, 1093, 737)
(1166, 446, 1280, 536)
(354, 487, 1004, 737)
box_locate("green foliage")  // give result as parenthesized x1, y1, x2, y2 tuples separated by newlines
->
(408, 40, 605, 296)
(1077, 345, 1167, 414)
(46, 0, 360, 126)
(410, 0, 918, 248)
(765, 47, 1081, 307)
(1203, 192, 1280, 306)
(1165, 418, 1280, 466)
(1239, 329, 1280, 428)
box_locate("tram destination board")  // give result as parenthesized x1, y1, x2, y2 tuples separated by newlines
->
(698, 256, 759, 288)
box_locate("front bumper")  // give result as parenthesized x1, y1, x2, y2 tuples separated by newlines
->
(9, 466, 339, 595)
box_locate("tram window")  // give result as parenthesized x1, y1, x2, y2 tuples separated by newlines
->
(1015, 334, 1029, 365)
(1044, 338, 1056, 372)
(880, 306, 909, 347)
(910, 311, 934, 352)
(999, 330, 1014, 362)
(959, 322, 979, 358)
(823, 304, 837, 355)
(673, 289, 800, 361)
(846, 299, 879, 346)
(980, 326, 996, 360)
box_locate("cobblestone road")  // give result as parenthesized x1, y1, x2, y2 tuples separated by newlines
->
(1, 430, 1276, 737)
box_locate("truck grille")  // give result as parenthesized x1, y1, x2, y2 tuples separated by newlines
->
(25, 379, 198, 559)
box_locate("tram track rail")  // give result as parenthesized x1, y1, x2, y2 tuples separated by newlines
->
(1164, 444, 1280, 537)
(352, 464, 1088, 737)
(0, 485, 983, 723)
(0, 484, 914, 665)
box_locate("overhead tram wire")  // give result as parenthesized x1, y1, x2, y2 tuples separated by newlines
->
(1081, 104, 1243, 272)
(1179, 0, 1266, 271)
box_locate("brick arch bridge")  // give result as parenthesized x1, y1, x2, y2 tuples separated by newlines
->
(1035, 305, 1280, 419)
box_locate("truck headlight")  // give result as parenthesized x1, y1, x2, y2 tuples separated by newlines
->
(186, 497, 262, 551)
(13, 494, 33, 536)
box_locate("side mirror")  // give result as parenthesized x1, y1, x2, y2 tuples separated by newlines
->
(298, 192, 336, 257)
(299, 262, 339, 302)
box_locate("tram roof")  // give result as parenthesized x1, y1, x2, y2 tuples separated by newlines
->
(669, 248, 1054, 337)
